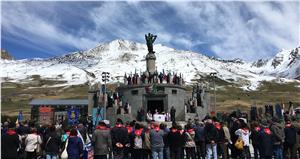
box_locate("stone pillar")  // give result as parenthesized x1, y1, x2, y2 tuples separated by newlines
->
(146, 53, 156, 75)
(88, 91, 95, 116)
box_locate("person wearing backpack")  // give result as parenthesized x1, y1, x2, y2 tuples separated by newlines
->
(234, 120, 251, 159)
(67, 128, 84, 159)
(44, 125, 62, 159)
(269, 117, 285, 159)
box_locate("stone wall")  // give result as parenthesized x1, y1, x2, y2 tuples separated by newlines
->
(117, 84, 187, 120)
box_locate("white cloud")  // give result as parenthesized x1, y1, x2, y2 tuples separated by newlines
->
(1, 1, 299, 61)
(168, 1, 300, 61)
(1, 2, 98, 55)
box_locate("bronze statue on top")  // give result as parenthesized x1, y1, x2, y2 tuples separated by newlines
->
(145, 33, 157, 53)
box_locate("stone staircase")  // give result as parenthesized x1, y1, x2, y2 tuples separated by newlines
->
(106, 107, 134, 125)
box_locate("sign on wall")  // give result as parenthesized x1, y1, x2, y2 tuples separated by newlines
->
(68, 108, 79, 125)
(92, 107, 103, 126)
(39, 106, 54, 125)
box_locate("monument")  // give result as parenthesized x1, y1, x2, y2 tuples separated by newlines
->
(89, 33, 210, 123)
(145, 33, 157, 75)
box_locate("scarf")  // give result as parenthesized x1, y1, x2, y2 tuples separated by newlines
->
(7, 129, 16, 135)
(263, 128, 271, 135)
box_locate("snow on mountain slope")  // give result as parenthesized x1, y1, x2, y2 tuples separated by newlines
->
(251, 47, 300, 79)
(1, 40, 299, 90)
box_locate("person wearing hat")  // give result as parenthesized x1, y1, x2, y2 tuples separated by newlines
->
(1, 123, 20, 159)
(269, 117, 285, 159)
(92, 121, 112, 159)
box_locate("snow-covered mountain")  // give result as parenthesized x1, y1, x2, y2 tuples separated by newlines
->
(1, 40, 299, 90)
(251, 47, 300, 80)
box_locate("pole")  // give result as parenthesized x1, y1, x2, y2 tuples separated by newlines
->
(214, 75, 216, 112)
(210, 73, 217, 113)
(104, 77, 107, 120)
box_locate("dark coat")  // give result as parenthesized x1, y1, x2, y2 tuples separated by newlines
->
(250, 126, 261, 146)
(284, 125, 297, 145)
(92, 128, 112, 155)
(270, 122, 285, 145)
(204, 123, 218, 144)
(110, 126, 129, 150)
(44, 132, 62, 155)
(167, 131, 185, 149)
(67, 136, 83, 159)
(258, 128, 274, 157)
(194, 125, 205, 143)
(216, 127, 226, 143)
(1, 130, 20, 159)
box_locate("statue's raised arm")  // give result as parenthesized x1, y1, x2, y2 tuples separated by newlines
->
(145, 33, 157, 53)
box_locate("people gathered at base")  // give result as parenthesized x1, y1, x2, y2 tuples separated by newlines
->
(2, 113, 300, 159)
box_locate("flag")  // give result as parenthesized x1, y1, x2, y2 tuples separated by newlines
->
(152, 84, 157, 94)
(17, 111, 24, 122)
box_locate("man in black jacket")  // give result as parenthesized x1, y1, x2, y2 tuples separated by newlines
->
(1, 123, 20, 159)
(167, 125, 185, 159)
(204, 118, 218, 159)
(284, 119, 297, 159)
(111, 120, 129, 159)
(44, 125, 62, 159)
(258, 120, 274, 159)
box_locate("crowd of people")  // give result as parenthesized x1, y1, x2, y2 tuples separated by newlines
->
(123, 70, 185, 86)
(2, 110, 300, 159)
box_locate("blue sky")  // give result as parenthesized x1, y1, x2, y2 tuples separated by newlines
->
(1, 1, 299, 61)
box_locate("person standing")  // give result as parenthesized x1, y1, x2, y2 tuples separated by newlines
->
(1, 123, 20, 159)
(204, 118, 218, 159)
(250, 121, 261, 159)
(92, 122, 112, 159)
(170, 107, 176, 123)
(150, 123, 165, 159)
(215, 122, 228, 159)
(269, 117, 285, 159)
(111, 120, 129, 159)
(194, 121, 205, 159)
(129, 125, 144, 159)
(284, 119, 297, 159)
(67, 128, 84, 159)
(258, 120, 274, 159)
(44, 125, 62, 159)
(24, 128, 42, 159)
(168, 126, 185, 159)
(234, 121, 251, 159)
(184, 125, 196, 159)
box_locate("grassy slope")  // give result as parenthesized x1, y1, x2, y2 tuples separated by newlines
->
(1, 77, 300, 118)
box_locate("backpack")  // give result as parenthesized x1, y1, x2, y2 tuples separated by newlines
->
(234, 138, 244, 150)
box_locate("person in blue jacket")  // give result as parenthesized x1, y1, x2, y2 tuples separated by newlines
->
(67, 128, 83, 159)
